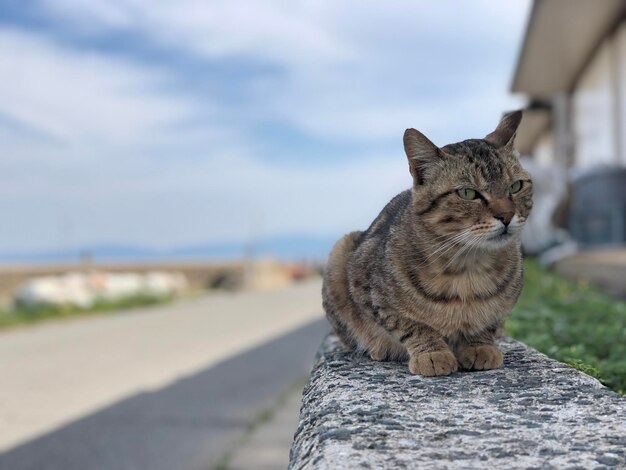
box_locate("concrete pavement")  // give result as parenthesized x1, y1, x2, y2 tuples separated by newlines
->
(0, 279, 326, 469)
(228, 381, 306, 470)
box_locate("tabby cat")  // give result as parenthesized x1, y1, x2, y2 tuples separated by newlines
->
(322, 111, 532, 376)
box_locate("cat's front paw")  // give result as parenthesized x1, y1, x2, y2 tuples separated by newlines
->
(368, 338, 408, 362)
(369, 347, 387, 361)
(409, 350, 458, 377)
(457, 345, 503, 371)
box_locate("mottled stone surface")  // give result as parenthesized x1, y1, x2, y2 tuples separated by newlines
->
(290, 335, 626, 469)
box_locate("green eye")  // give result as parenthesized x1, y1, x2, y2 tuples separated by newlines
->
(510, 180, 523, 193)
(457, 188, 478, 200)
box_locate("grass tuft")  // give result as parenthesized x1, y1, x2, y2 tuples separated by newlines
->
(0, 293, 173, 330)
(507, 259, 626, 395)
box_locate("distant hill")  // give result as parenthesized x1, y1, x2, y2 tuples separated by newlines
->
(0, 235, 338, 264)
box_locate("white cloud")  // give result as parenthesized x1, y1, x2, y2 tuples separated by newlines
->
(36, 1, 529, 68)
(0, 1, 532, 253)
(0, 28, 199, 147)
(32, 0, 531, 143)
(39, 0, 355, 67)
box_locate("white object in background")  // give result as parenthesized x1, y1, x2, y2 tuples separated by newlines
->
(14, 271, 189, 309)
(519, 157, 568, 255)
(14, 274, 94, 308)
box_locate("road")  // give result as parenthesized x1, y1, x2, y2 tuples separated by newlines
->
(0, 279, 327, 469)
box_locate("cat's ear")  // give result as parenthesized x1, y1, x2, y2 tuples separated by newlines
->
(403, 128, 442, 184)
(484, 110, 523, 151)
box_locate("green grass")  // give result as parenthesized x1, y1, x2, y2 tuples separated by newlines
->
(507, 259, 626, 395)
(0, 293, 173, 330)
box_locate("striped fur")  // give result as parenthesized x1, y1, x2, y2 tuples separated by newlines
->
(322, 112, 533, 376)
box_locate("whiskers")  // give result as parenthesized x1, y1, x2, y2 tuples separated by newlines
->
(413, 228, 473, 269)
(412, 218, 520, 274)
(436, 232, 486, 275)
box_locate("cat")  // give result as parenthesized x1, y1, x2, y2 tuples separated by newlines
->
(322, 111, 533, 377)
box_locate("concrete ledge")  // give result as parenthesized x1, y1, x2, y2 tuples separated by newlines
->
(290, 335, 626, 469)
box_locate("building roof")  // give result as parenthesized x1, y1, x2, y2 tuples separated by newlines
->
(512, 0, 626, 98)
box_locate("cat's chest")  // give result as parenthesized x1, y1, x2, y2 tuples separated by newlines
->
(410, 262, 519, 336)
(425, 267, 505, 301)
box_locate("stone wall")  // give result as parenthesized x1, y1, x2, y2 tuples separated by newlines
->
(290, 335, 626, 469)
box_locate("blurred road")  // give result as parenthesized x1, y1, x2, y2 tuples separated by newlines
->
(0, 279, 326, 469)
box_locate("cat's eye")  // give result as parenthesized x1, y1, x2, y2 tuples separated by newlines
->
(457, 188, 478, 200)
(510, 180, 523, 194)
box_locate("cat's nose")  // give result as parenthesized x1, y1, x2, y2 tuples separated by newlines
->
(494, 211, 514, 226)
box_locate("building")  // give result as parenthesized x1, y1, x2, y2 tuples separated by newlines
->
(513, 0, 626, 170)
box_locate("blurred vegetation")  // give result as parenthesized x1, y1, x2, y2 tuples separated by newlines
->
(0, 293, 173, 330)
(507, 259, 626, 395)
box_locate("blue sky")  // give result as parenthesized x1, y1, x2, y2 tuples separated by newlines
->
(0, 0, 530, 254)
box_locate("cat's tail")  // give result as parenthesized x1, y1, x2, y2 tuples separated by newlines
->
(322, 231, 363, 351)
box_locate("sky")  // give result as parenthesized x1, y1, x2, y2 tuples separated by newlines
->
(0, 0, 531, 255)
